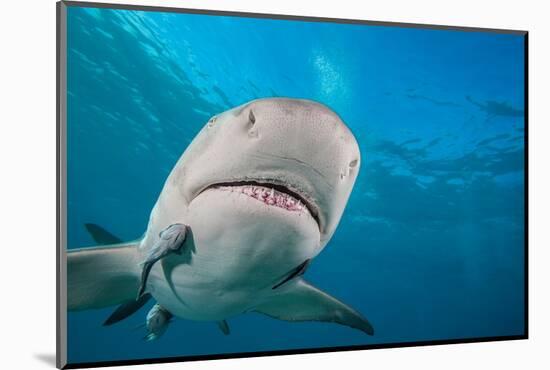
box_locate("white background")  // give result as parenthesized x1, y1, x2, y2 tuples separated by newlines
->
(1, 0, 548, 369)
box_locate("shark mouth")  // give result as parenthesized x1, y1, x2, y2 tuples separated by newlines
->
(202, 180, 321, 229)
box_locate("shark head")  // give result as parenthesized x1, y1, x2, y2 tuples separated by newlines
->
(159, 98, 361, 246)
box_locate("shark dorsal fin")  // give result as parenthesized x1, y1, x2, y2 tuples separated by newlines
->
(85, 223, 122, 245)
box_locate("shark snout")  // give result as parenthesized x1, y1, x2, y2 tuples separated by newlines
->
(173, 97, 360, 243)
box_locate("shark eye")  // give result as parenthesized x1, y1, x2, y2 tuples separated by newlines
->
(349, 159, 358, 168)
(207, 116, 217, 128)
(249, 110, 256, 125)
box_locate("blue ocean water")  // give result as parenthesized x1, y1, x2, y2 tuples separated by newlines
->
(66, 6, 525, 365)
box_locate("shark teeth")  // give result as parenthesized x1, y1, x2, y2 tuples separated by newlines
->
(218, 185, 306, 212)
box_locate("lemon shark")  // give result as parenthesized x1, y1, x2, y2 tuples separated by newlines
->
(67, 98, 373, 337)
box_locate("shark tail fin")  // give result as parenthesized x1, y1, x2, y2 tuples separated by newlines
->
(67, 241, 141, 311)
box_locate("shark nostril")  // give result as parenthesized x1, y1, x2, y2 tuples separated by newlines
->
(340, 159, 359, 180)
(248, 110, 259, 138)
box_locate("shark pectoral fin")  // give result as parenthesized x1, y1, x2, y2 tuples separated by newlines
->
(137, 223, 189, 299)
(82, 223, 150, 324)
(67, 242, 140, 311)
(217, 320, 230, 335)
(254, 278, 374, 335)
(103, 293, 152, 326)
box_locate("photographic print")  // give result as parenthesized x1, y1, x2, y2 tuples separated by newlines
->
(57, 1, 527, 368)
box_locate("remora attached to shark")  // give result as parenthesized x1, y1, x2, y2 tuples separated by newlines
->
(68, 98, 373, 338)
